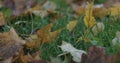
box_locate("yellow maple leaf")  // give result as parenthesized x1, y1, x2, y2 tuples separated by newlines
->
(84, 2, 96, 28)
(66, 20, 78, 32)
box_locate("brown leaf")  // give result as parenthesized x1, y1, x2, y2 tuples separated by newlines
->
(0, 57, 12, 63)
(20, 51, 48, 63)
(37, 23, 61, 43)
(93, 7, 108, 18)
(3, 0, 36, 16)
(0, 28, 25, 60)
(71, 4, 85, 16)
(0, 12, 5, 26)
(25, 34, 40, 48)
(81, 46, 120, 63)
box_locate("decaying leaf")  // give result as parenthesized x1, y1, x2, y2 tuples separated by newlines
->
(92, 22, 105, 35)
(66, 20, 78, 32)
(37, 23, 61, 43)
(0, 28, 25, 60)
(81, 46, 120, 63)
(84, 1, 96, 28)
(59, 41, 87, 63)
(0, 12, 5, 26)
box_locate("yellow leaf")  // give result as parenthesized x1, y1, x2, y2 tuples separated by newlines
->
(84, 2, 96, 28)
(67, 20, 78, 32)
(37, 23, 61, 43)
(0, 12, 5, 26)
(108, 5, 120, 16)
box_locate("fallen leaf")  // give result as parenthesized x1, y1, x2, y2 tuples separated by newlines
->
(66, 20, 78, 32)
(0, 12, 5, 26)
(112, 31, 120, 46)
(81, 46, 106, 63)
(92, 22, 105, 35)
(25, 34, 40, 48)
(71, 4, 86, 16)
(4, 0, 36, 16)
(84, 2, 96, 28)
(42, 1, 57, 11)
(32, 10, 48, 18)
(59, 41, 87, 63)
(108, 4, 120, 17)
(0, 57, 12, 63)
(93, 7, 108, 18)
(37, 23, 61, 43)
(81, 46, 120, 63)
(0, 28, 25, 60)
(20, 51, 48, 63)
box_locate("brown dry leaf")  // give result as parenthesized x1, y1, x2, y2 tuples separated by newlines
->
(81, 46, 120, 63)
(93, 7, 108, 18)
(104, 0, 120, 8)
(0, 12, 5, 26)
(3, 0, 36, 16)
(28, 4, 48, 18)
(71, 3, 108, 18)
(81, 46, 106, 63)
(20, 51, 48, 63)
(37, 23, 61, 43)
(71, 4, 85, 16)
(0, 57, 12, 63)
(66, 20, 78, 32)
(0, 28, 25, 60)
(25, 34, 40, 48)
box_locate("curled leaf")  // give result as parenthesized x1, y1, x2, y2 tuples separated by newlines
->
(84, 2, 96, 28)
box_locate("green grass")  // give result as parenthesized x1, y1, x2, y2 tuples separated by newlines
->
(0, 0, 120, 61)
